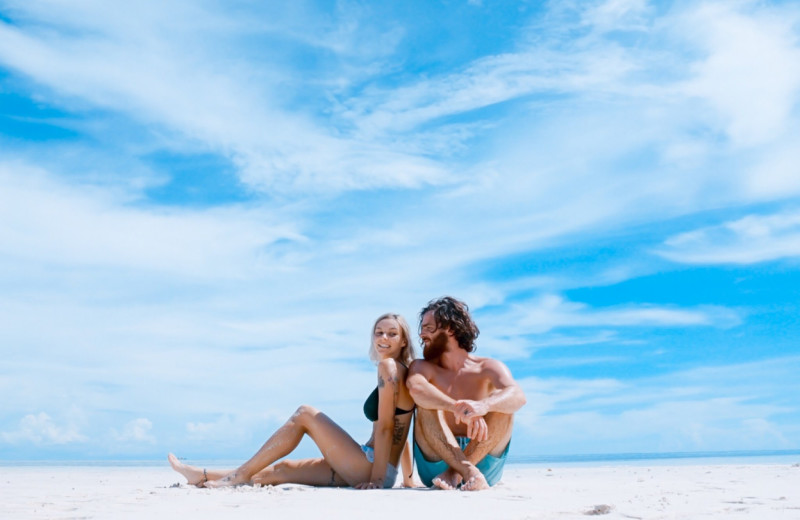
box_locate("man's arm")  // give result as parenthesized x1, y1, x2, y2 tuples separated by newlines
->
(408, 360, 490, 441)
(453, 359, 526, 417)
(407, 360, 457, 412)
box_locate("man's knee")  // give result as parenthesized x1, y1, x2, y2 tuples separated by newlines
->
(485, 412, 513, 432)
(484, 412, 513, 456)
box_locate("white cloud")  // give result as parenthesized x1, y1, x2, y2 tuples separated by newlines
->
(745, 136, 800, 200)
(1, 0, 799, 461)
(506, 294, 740, 334)
(514, 356, 800, 455)
(580, 0, 650, 33)
(480, 327, 623, 360)
(186, 415, 240, 441)
(521, 398, 792, 454)
(112, 418, 156, 444)
(658, 210, 800, 265)
(0, 3, 448, 194)
(342, 35, 638, 141)
(0, 161, 304, 278)
(679, 2, 800, 146)
(1, 412, 87, 445)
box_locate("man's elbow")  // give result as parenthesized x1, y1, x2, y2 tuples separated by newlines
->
(407, 375, 425, 401)
(515, 387, 527, 411)
(407, 380, 422, 400)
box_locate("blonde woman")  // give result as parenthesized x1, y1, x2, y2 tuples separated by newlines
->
(169, 313, 417, 489)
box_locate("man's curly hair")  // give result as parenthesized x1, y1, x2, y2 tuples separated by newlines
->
(419, 296, 479, 353)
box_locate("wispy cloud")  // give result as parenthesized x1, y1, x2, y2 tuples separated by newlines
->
(0, 2, 447, 193)
(515, 356, 800, 454)
(491, 294, 740, 335)
(658, 210, 800, 265)
(0, 162, 306, 277)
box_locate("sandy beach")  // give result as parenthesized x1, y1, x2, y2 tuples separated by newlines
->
(1, 462, 799, 519)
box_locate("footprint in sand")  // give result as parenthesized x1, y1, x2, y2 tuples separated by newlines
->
(584, 504, 613, 515)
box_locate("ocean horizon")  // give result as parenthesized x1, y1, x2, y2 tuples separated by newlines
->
(3, 449, 799, 468)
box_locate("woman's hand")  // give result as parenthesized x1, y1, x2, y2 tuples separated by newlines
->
(355, 479, 384, 490)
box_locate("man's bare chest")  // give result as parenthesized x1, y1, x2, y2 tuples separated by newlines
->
(431, 370, 490, 399)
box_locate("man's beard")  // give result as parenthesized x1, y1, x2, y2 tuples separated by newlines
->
(423, 330, 448, 361)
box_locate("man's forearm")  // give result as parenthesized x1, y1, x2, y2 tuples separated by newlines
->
(481, 385, 527, 415)
(408, 375, 456, 411)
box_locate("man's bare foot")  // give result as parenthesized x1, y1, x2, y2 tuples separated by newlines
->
(460, 471, 489, 491)
(402, 477, 424, 488)
(204, 472, 248, 488)
(167, 453, 207, 487)
(431, 467, 462, 490)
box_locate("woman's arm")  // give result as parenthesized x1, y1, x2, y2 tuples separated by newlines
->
(363, 359, 398, 488)
(400, 439, 419, 487)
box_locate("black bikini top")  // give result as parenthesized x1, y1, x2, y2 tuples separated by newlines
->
(363, 386, 414, 422)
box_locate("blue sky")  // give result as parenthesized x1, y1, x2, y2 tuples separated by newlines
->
(2, 0, 800, 462)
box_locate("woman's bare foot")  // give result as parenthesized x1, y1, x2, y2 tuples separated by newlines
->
(460, 471, 489, 491)
(431, 467, 462, 490)
(204, 472, 248, 488)
(168, 453, 208, 487)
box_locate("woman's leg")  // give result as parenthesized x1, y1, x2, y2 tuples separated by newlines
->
(168, 453, 231, 487)
(206, 405, 372, 487)
(168, 454, 348, 488)
(252, 458, 349, 487)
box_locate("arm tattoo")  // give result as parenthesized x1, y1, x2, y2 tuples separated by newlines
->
(378, 375, 385, 388)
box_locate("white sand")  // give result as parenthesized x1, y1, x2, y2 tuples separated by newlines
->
(1, 463, 799, 519)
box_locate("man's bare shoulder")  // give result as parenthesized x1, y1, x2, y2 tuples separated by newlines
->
(469, 355, 513, 377)
(409, 358, 436, 376)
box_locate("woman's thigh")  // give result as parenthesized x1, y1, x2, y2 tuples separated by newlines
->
(296, 408, 372, 485)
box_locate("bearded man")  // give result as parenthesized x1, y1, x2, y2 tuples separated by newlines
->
(407, 296, 526, 491)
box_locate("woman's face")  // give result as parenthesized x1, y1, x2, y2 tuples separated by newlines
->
(373, 318, 406, 360)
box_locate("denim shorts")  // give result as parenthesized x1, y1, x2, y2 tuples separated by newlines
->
(360, 444, 398, 488)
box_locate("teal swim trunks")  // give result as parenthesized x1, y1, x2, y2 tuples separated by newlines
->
(413, 436, 510, 487)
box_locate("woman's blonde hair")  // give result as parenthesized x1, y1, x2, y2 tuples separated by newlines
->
(368, 313, 416, 365)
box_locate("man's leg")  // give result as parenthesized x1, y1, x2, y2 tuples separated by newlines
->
(414, 408, 487, 490)
(460, 412, 513, 490)
(463, 412, 512, 461)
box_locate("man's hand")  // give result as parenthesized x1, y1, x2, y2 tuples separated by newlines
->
(453, 399, 489, 420)
(453, 399, 490, 442)
(465, 416, 488, 441)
